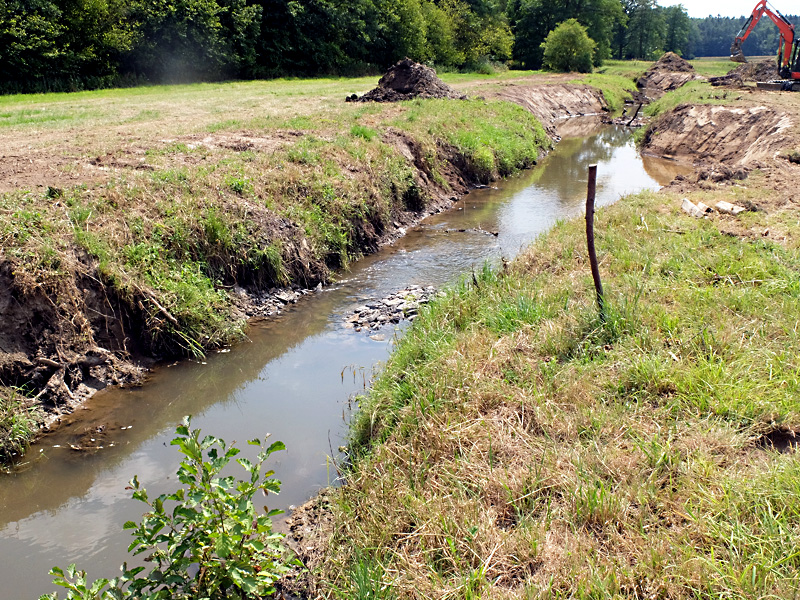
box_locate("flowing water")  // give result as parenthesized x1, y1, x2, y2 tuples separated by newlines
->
(0, 121, 688, 598)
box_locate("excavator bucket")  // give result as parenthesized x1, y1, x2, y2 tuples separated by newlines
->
(730, 41, 747, 63)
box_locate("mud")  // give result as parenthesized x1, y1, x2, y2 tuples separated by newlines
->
(347, 58, 466, 103)
(637, 52, 703, 99)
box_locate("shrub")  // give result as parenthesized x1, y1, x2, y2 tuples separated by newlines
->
(40, 418, 292, 600)
(540, 19, 596, 73)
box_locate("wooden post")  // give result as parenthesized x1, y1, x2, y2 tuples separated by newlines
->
(585, 164, 605, 322)
(626, 103, 642, 127)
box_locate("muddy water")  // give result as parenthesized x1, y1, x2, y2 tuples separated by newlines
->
(0, 122, 688, 598)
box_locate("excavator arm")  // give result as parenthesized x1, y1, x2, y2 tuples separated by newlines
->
(730, 0, 799, 79)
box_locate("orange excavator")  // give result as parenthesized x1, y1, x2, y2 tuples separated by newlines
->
(730, 0, 800, 89)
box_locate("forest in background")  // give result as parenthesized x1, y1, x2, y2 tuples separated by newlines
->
(0, 0, 796, 94)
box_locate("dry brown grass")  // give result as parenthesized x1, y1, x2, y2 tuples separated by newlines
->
(297, 180, 800, 599)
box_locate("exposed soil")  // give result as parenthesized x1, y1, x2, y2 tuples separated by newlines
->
(496, 84, 608, 136)
(641, 103, 793, 166)
(757, 428, 800, 453)
(710, 60, 780, 87)
(347, 58, 466, 103)
(637, 52, 703, 99)
(0, 133, 303, 194)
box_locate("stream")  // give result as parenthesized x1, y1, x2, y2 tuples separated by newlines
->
(0, 121, 688, 598)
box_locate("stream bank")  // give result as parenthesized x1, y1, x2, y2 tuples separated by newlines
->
(288, 89, 800, 600)
(0, 80, 615, 456)
(1, 116, 687, 599)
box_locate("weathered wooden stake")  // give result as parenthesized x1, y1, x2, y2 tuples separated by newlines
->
(626, 102, 643, 127)
(585, 164, 605, 321)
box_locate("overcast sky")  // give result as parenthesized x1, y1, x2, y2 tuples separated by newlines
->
(657, 1, 792, 19)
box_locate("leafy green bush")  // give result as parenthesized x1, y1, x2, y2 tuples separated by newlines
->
(40, 418, 292, 600)
(540, 19, 596, 74)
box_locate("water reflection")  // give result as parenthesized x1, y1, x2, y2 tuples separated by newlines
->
(0, 123, 689, 598)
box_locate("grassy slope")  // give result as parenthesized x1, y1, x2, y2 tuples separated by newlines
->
(0, 71, 554, 459)
(314, 91, 800, 598)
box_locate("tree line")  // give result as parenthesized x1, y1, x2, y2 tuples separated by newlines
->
(0, 0, 796, 93)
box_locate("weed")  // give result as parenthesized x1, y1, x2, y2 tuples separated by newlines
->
(41, 418, 293, 600)
(351, 124, 378, 141)
(0, 388, 41, 464)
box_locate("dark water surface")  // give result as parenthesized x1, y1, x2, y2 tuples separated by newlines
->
(0, 122, 688, 597)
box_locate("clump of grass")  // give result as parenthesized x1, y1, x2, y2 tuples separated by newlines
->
(311, 186, 800, 598)
(395, 99, 550, 183)
(0, 387, 41, 463)
(644, 79, 736, 118)
(350, 124, 378, 141)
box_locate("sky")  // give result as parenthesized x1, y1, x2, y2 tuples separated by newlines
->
(657, 0, 791, 19)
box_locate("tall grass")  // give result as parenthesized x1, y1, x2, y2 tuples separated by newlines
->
(312, 185, 800, 598)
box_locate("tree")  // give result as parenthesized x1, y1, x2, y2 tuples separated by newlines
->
(541, 18, 596, 72)
(623, 0, 665, 59)
(510, 0, 623, 69)
(439, 0, 513, 66)
(663, 4, 691, 56)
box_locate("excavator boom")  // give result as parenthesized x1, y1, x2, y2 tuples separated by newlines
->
(730, 0, 799, 78)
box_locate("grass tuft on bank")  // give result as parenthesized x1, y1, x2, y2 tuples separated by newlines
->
(313, 186, 800, 598)
(0, 387, 41, 463)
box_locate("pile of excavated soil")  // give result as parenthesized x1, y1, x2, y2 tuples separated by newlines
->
(348, 58, 466, 102)
(637, 52, 702, 97)
(710, 60, 779, 87)
(733, 60, 780, 81)
(641, 103, 793, 166)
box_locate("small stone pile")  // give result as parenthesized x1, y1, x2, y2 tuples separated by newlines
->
(238, 285, 317, 319)
(345, 285, 438, 331)
(347, 58, 466, 103)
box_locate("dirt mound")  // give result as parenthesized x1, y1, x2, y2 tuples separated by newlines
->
(348, 58, 466, 103)
(637, 52, 702, 98)
(652, 51, 695, 73)
(710, 60, 779, 87)
(733, 60, 780, 81)
(641, 103, 792, 166)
